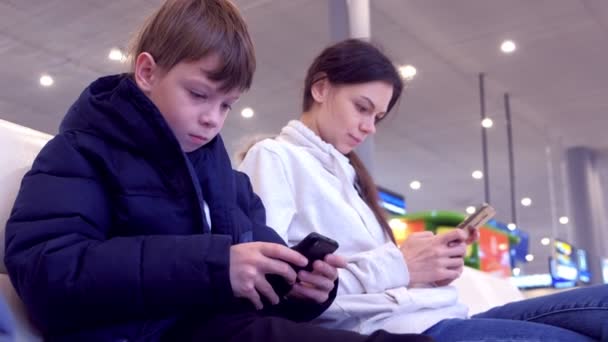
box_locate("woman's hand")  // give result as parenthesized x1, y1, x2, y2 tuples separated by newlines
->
(400, 230, 468, 286)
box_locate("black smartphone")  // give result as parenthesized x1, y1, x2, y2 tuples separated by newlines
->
(266, 232, 339, 298)
(291, 232, 339, 272)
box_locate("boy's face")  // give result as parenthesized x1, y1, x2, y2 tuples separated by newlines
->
(136, 53, 242, 152)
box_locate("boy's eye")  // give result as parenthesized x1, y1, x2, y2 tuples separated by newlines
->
(189, 90, 208, 100)
(221, 103, 232, 112)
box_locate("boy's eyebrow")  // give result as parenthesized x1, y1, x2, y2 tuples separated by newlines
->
(200, 67, 214, 75)
(194, 65, 244, 100)
(191, 73, 241, 101)
(191, 69, 220, 90)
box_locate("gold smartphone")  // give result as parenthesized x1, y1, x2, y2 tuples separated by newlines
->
(458, 203, 496, 235)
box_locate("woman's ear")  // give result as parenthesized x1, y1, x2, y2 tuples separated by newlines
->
(311, 75, 330, 104)
(134, 52, 159, 95)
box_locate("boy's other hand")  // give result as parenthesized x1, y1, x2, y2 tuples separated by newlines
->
(287, 254, 346, 303)
(229, 242, 307, 310)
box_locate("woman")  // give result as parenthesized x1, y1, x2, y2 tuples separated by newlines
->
(239, 39, 607, 342)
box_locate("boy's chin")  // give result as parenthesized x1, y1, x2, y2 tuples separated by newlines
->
(181, 143, 201, 153)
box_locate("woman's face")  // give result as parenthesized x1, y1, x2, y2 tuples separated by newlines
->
(309, 80, 394, 154)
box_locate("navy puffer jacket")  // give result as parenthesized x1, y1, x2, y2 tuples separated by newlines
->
(4, 75, 334, 341)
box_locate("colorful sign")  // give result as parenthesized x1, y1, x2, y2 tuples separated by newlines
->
(390, 211, 519, 277)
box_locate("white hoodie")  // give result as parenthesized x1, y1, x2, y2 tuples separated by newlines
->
(239, 120, 468, 334)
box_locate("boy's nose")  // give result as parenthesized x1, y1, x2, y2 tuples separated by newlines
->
(198, 107, 221, 128)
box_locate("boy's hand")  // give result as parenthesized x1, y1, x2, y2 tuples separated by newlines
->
(229, 242, 307, 310)
(287, 254, 346, 303)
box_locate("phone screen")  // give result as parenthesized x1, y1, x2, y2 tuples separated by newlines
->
(266, 233, 339, 297)
(292, 233, 339, 271)
(458, 204, 496, 232)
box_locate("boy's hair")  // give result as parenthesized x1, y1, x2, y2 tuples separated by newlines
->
(130, 0, 255, 92)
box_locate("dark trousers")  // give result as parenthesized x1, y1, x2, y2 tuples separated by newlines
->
(164, 312, 433, 342)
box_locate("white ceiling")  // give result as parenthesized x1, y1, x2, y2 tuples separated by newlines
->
(1, 0, 607, 274)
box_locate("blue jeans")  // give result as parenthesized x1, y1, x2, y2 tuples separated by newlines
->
(423, 284, 608, 342)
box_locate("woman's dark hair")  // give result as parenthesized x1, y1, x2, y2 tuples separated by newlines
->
(302, 39, 404, 243)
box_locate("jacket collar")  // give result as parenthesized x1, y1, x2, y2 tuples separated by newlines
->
(59, 74, 200, 162)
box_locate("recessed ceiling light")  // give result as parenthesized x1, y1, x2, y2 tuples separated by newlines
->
(521, 197, 532, 207)
(507, 223, 517, 231)
(559, 216, 569, 225)
(40, 74, 54, 87)
(512, 267, 521, 276)
(481, 118, 494, 128)
(472, 170, 484, 180)
(399, 65, 417, 80)
(525, 254, 534, 262)
(466, 206, 476, 215)
(409, 180, 421, 190)
(241, 107, 254, 118)
(541, 237, 551, 246)
(108, 48, 126, 62)
(501, 40, 516, 54)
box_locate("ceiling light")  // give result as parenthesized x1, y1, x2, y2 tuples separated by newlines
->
(521, 197, 532, 207)
(512, 267, 521, 276)
(525, 254, 534, 262)
(541, 237, 551, 246)
(39, 74, 54, 87)
(241, 107, 254, 118)
(507, 223, 517, 231)
(108, 48, 126, 62)
(399, 65, 417, 80)
(466, 206, 476, 215)
(501, 40, 517, 54)
(559, 216, 569, 225)
(481, 118, 494, 128)
(472, 170, 484, 180)
(409, 181, 421, 190)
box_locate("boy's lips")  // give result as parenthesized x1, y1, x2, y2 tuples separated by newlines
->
(188, 134, 208, 144)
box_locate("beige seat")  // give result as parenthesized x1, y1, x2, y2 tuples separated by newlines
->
(0, 119, 49, 341)
(452, 266, 524, 315)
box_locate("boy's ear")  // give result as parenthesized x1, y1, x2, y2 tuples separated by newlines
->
(134, 52, 159, 94)
(311, 76, 329, 104)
